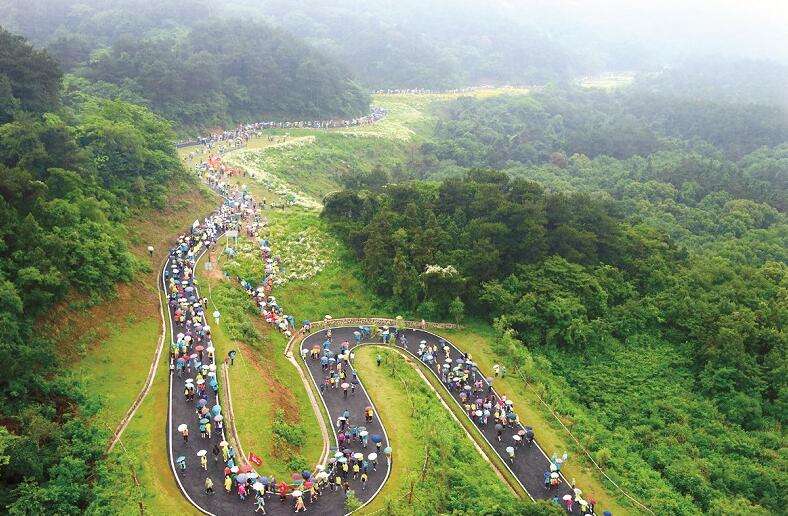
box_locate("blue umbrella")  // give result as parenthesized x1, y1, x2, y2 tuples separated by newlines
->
(301, 471, 311, 480)
(212, 404, 221, 415)
(371, 434, 383, 444)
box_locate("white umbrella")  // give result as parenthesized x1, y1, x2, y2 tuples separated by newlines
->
(177, 424, 188, 432)
(252, 482, 264, 491)
(291, 490, 303, 497)
(368, 453, 377, 461)
(353, 452, 363, 460)
(196, 449, 207, 457)
(230, 466, 239, 473)
(214, 414, 223, 421)
(506, 446, 515, 454)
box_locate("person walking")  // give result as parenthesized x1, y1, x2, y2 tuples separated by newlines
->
(225, 475, 232, 494)
(255, 493, 266, 513)
(294, 495, 306, 512)
(205, 477, 214, 495)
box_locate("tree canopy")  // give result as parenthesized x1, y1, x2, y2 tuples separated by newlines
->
(0, 31, 187, 512)
(323, 88, 787, 513)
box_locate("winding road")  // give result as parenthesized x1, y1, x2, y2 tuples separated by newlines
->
(300, 327, 579, 508)
(161, 138, 583, 513)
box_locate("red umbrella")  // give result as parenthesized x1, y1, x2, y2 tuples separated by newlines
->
(195, 345, 205, 352)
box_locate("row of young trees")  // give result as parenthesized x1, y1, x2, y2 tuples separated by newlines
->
(323, 89, 787, 512)
(0, 29, 186, 512)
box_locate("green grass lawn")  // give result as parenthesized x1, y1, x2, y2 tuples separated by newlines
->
(217, 87, 532, 207)
(75, 319, 159, 428)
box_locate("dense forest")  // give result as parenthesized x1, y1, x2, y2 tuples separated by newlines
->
(0, 0, 596, 93)
(323, 89, 787, 513)
(0, 29, 186, 512)
(0, 0, 370, 130)
(251, 0, 582, 88)
(635, 57, 788, 109)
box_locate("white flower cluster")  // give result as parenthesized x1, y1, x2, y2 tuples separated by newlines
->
(423, 264, 460, 277)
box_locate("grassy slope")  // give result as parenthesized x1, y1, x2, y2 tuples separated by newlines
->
(51, 181, 217, 515)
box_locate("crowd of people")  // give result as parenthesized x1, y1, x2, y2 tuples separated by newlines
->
(382, 329, 602, 515)
(176, 106, 387, 149)
(167, 158, 348, 513)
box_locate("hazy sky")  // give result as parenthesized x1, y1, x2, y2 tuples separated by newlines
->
(502, 0, 788, 62)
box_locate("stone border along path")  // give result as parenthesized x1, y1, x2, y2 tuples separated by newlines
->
(300, 326, 587, 514)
